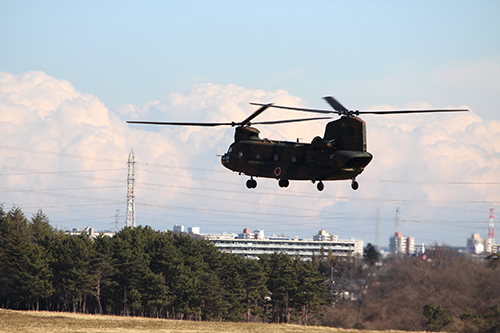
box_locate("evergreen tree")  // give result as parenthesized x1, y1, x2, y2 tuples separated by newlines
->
(0, 206, 31, 308)
(266, 252, 299, 323)
(423, 303, 454, 331)
(110, 227, 155, 316)
(242, 258, 268, 321)
(218, 254, 246, 321)
(28, 209, 53, 244)
(363, 243, 379, 267)
(199, 267, 227, 321)
(92, 234, 115, 314)
(168, 233, 205, 319)
(143, 270, 169, 318)
(47, 232, 95, 312)
(294, 260, 327, 325)
(12, 243, 54, 310)
(148, 231, 179, 317)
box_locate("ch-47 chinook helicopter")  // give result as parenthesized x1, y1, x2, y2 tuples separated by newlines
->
(127, 96, 468, 191)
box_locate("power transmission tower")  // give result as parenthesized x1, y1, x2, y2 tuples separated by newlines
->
(483, 208, 496, 253)
(114, 209, 120, 232)
(395, 207, 401, 233)
(488, 208, 495, 244)
(125, 149, 136, 228)
(375, 208, 380, 247)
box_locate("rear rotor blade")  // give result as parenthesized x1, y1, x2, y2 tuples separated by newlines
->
(251, 102, 469, 116)
(323, 96, 348, 113)
(357, 109, 469, 115)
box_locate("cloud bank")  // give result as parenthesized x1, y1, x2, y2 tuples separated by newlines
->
(1, 71, 499, 246)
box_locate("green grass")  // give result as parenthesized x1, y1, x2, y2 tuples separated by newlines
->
(0, 308, 422, 333)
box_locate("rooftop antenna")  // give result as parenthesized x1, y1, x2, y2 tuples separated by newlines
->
(125, 149, 136, 228)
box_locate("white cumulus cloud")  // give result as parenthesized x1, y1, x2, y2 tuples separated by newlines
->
(0, 71, 498, 247)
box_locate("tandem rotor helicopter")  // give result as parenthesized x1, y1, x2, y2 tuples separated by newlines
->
(127, 96, 468, 191)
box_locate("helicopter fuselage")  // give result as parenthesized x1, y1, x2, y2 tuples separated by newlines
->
(221, 117, 373, 186)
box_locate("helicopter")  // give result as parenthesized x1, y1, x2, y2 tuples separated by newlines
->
(127, 96, 468, 191)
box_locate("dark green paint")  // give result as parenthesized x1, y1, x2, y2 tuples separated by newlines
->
(221, 117, 373, 183)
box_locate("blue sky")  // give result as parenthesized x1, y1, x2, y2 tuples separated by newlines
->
(1, 0, 498, 115)
(0, 0, 499, 247)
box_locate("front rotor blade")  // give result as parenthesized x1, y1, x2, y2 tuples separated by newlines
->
(357, 109, 469, 115)
(240, 103, 273, 126)
(127, 120, 235, 127)
(251, 116, 332, 125)
(250, 103, 336, 114)
(323, 96, 348, 113)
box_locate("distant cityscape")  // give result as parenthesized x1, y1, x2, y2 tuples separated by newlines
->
(67, 215, 499, 259)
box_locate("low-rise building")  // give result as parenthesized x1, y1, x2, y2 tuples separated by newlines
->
(66, 226, 115, 238)
(205, 228, 363, 260)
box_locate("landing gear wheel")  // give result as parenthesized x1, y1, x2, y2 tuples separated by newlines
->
(246, 178, 257, 189)
(278, 179, 289, 188)
(351, 180, 359, 190)
(316, 181, 324, 191)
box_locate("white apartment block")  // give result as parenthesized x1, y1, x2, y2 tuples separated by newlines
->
(205, 228, 363, 261)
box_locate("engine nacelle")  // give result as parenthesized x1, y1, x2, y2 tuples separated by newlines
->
(311, 136, 336, 150)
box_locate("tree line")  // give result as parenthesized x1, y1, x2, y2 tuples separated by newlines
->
(1, 205, 499, 331)
(0, 206, 328, 324)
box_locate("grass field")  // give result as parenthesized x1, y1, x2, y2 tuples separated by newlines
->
(0, 308, 427, 333)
